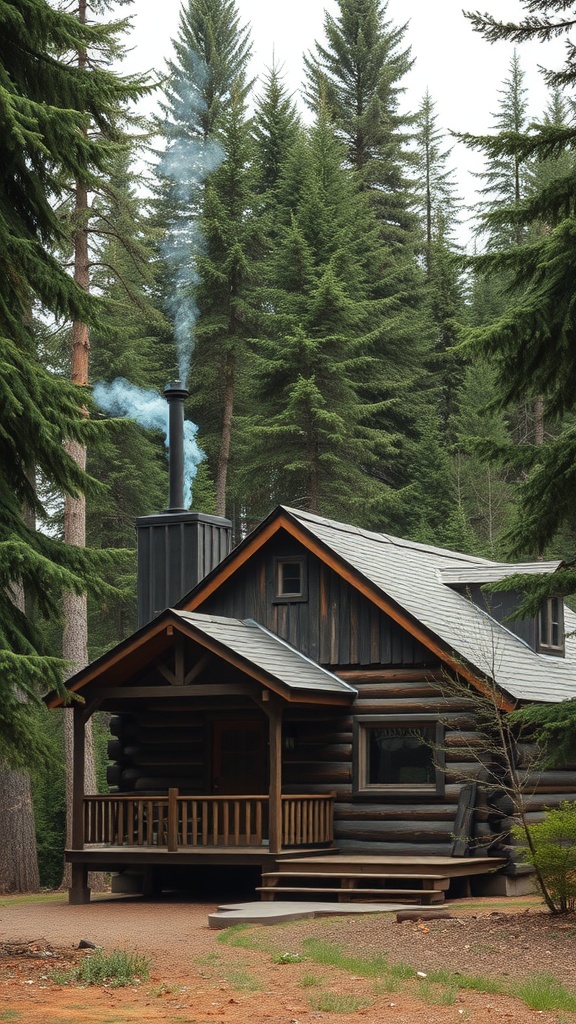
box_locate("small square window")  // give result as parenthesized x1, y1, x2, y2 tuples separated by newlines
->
(353, 716, 445, 797)
(538, 597, 564, 655)
(274, 557, 307, 601)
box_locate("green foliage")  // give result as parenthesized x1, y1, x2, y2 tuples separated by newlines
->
(511, 700, 576, 769)
(216, 923, 255, 947)
(49, 947, 151, 987)
(461, 3, 576, 561)
(510, 972, 576, 1012)
(272, 952, 305, 964)
(301, 938, 410, 980)
(0, 0, 150, 765)
(30, 711, 66, 888)
(308, 992, 372, 1013)
(221, 968, 263, 990)
(513, 802, 576, 913)
(304, 0, 418, 243)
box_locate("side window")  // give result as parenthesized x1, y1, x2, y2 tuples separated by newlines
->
(274, 557, 307, 602)
(538, 597, 564, 656)
(353, 716, 445, 797)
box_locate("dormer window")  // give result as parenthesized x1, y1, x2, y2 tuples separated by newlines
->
(538, 597, 564, 655)
(275, 557, 307, 601)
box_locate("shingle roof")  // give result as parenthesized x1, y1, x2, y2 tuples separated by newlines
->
(440, 561, 563, 586)
(176, 610, 356, 699)
(282, 507, 576, 704)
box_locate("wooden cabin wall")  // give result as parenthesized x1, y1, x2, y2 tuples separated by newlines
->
(107, 711, 208, 794)
(198, 534, 436, 669)
(282, 672, 495, 857)
(480, 742, 576, 875)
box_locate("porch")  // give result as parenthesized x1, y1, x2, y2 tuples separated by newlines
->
(80, 791, 335, 852)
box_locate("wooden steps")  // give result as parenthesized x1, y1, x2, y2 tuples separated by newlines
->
(258, 854, 506, 904)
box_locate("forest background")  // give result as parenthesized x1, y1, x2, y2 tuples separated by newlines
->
(2, 0, 576, 891)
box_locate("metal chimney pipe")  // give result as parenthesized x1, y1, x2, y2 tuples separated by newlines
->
(164, 381, 189, 512)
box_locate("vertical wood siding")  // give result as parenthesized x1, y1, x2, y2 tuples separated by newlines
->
(200, 532, 435, 669)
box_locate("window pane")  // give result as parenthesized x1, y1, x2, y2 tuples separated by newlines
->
(281, 562, 301, 595)
(539, 606, 549, 646)
(368, 726, 435, 786)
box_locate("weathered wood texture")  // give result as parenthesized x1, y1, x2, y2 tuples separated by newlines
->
(278, 677, 495, 855)
(199, 534, 436, 668)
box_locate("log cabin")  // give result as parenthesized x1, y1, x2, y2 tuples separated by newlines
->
(48, 500, 576, 906)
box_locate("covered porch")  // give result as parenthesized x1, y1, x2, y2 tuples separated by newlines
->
(53, 609, 356, 903)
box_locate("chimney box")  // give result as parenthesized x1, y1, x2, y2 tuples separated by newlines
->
(137, 511, 232, 626)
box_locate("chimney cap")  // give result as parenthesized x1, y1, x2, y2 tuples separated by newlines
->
(164, 381, 189, 401)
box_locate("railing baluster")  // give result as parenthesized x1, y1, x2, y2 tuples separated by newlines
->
(81, 794, 334, 852)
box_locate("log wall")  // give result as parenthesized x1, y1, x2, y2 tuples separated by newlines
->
(280, 676, 494, 857)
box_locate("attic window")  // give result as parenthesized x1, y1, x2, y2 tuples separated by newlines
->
(353, 716, 445, 797)
(275, 557, 307, 601)
(538, 597, 564, 655)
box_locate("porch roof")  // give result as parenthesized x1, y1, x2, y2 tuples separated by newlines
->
(46, 608, 356, 707)
(176, 611, 356, 697)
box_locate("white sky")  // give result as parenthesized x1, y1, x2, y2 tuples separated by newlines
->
(122, 0, 567, 239)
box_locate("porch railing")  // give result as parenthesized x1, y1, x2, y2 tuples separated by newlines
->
(82, 791, 334, 851)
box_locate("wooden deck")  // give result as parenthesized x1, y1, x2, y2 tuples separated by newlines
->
(258, 854, 507, 904)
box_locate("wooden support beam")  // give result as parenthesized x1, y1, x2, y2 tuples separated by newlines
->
(69, 705, 90, 905)
(167, 788, 179, 852)
(174, 637, 185, 685)
(268, 702, 282, 855)
(154, 659, 178, 686)
(99, 683, 257, 699)
(184, 653, 212, 685)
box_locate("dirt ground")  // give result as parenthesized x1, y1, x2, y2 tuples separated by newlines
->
(1, 891, 575, 1023)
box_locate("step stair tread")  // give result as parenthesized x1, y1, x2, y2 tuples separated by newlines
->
(263, 871, 448, 880)
(256, 885, 444, 897)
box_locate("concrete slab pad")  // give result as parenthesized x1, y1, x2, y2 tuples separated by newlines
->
(208, 900, 410, 928)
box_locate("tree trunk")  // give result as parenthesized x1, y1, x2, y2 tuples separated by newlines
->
(0, 772, 39, 893)
(0, 567, 40, 893)
(60, 152, 104, 890)
(215, 350, 235, 516)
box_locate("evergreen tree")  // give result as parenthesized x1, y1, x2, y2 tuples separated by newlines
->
(0, 0, 141, 765)
(413, 90, 466, 436)
(303, 0, 447, 537)
(474, 51, 533, 249)
(156, 0, 257, 518)
(303, 0, 417, 244)
(242, 112, 411, 524)
(87, 152, 170, 656)
(463, 3, 576, 557)
(252, 60, 300, 198)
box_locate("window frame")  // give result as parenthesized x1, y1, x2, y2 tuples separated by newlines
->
(273, 556, 308, 603)
(353, 715, 445, 798)
(537, 596, 564, 656)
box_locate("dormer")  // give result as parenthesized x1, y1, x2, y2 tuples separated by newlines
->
(439, 560, 565, 657)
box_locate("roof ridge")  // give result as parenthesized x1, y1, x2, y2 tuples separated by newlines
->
(282, 505, 493, 565)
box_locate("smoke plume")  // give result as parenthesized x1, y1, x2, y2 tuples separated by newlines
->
(93, 379, 204, 509)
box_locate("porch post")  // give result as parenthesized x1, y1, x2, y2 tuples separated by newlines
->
(69, 704, 90, 904)
(268, 701, 282, 854)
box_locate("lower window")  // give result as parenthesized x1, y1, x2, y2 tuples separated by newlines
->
(353, 716, 445, 797)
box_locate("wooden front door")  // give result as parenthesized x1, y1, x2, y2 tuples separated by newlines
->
(212, 718, 267, 794)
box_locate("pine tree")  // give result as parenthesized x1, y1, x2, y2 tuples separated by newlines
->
(303, 0, 417, 244)
(463, 3, 576, 555)
(474, 51, 533, 250)
(242, 112, 407, 523)
(156, 0, 257, 518)
(303, 0, 445, 536)
(413, 90, 466, 436)
(87, 152, 170, 656)
(0, 0, 143, 763)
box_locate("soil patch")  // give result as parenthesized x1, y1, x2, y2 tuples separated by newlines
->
(0, 893, 574, 1023)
